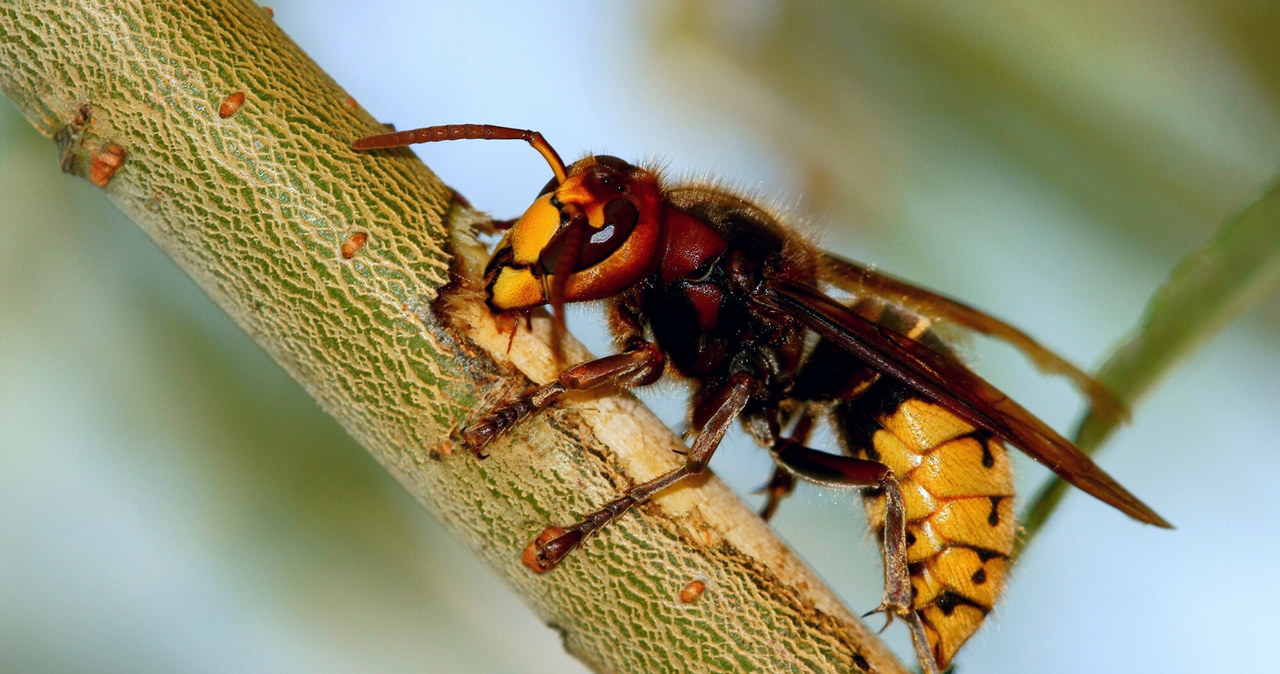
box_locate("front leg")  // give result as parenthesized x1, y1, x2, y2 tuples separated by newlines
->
(462, 341, 664, 454)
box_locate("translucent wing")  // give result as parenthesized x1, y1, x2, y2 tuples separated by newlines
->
(761, 276, 1170, 528)
(819, 253, 1128, 426)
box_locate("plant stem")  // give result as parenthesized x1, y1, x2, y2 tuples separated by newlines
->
(0, 2, 905, 671)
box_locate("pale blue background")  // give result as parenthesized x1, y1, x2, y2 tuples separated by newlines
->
(3, 2, 1279, 672)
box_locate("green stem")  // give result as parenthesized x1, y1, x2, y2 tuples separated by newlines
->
(1018, 179, 1280, 554)
(0, 2, 905, 672)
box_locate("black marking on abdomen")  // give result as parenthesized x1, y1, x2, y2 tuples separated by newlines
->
(976, 430, 996, 468)
(974, 547, 1002, 562)
(933, 591, 991, 617)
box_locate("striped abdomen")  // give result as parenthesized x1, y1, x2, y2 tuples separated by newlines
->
(836, 382, 1016, 669)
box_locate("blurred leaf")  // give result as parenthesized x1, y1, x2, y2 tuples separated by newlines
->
(1020, 177, 1280, 547)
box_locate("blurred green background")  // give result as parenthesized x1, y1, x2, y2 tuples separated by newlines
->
(3, 1, 1278, 672)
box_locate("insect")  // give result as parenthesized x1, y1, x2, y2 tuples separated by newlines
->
(352, 124, 1170, 673)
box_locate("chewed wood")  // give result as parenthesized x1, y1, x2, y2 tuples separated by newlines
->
(350, 115, 1163, 671)
(0, 3, 909, 673)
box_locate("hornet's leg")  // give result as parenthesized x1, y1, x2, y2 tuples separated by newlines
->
(758, 468, 795, 522)
(758, 411, 815, 521)
(769, 438, 939, 674)
(462, 342, 664, 455)
(523, 374, 757, 573)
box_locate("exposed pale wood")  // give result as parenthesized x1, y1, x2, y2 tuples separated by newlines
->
(0, 2, 906, 672)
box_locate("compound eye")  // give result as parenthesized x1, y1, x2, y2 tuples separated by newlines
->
(537, 197, 640, 275)
(578, 198, 639, 268)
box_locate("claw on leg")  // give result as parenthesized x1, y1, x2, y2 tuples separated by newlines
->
(522, 526, 578, 573)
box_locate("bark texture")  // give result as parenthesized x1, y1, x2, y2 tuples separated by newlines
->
(0, 2, 905, 672)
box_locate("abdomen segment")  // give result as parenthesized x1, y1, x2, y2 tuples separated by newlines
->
(836, 385, 1016, 669)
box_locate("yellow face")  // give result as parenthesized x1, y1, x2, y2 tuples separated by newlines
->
(485, 193, 560, 311)
(482, 157, 665, 313)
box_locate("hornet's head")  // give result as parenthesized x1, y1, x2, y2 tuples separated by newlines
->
(483, 154, 664, 314)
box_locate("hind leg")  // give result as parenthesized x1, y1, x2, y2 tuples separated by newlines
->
(769, 438, 939, 674)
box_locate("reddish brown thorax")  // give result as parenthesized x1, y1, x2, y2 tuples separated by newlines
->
(351, 123, 1169, 674)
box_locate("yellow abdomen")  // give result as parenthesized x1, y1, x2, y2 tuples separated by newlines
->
(845, 393, 1016, 669)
